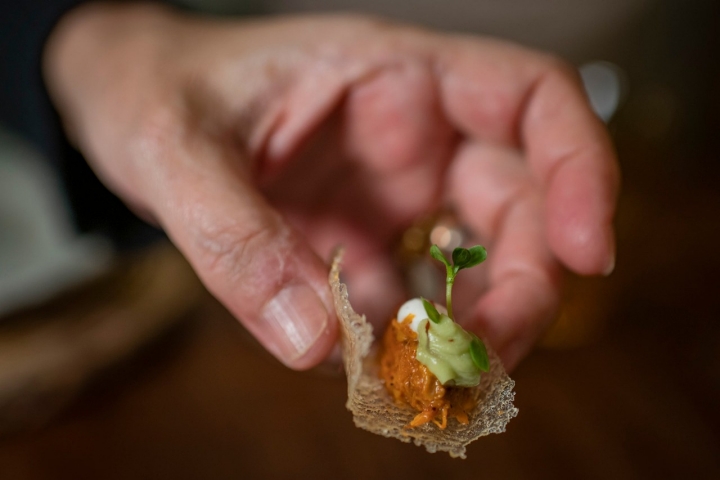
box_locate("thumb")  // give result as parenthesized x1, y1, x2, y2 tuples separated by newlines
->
(142, 135, 337, 370)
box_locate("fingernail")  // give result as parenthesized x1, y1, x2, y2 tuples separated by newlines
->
(603, 231, 616, 276)
(261, 283, 329, 365)
(603, 254, 616, 276)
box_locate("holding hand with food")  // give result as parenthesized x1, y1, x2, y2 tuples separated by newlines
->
(39, 1, 619, 450)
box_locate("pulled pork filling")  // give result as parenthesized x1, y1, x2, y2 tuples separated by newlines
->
(379, 315, 476, 429)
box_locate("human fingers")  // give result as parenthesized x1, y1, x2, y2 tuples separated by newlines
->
(341, 59, 456, 223)
(434, 40, 619, 275)
(448, 142, 560, 370)
(448, 141, 533, 241)
(130, 117, 337, 370)
(473, 195, 560, 371)
(523, 68, 619, 275)
(44, 5, 344, 369)
(278, 211, 407, 328)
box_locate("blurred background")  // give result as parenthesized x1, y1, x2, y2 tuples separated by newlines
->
(1, 0, 719, 478)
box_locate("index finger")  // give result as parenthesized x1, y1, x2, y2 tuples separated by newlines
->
(433, 38, 619, 275)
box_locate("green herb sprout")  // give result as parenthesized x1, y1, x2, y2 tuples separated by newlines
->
(426, 244, 490, 373)
(429, 244, 487, 320)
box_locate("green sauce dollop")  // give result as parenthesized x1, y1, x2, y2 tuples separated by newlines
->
(416, 315, 481, 387)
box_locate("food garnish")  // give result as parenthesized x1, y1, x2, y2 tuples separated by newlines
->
(331, 247, 517, 458)
(379, 245, 490, 429)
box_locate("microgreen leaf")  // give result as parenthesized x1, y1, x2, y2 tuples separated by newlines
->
(466, 245, 488, 268)
(428, 244, 487, 321)
(430, 244, 451, 268)
(421, 297, 441, 324)
(469, 336, 489, 372)
(453, 245, 487, 271)
(452, 247, 470, 268)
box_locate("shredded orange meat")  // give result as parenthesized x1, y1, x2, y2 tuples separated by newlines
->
(379, 314, 476, 429)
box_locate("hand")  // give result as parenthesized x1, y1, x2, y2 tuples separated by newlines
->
(44, 3, 618, 371)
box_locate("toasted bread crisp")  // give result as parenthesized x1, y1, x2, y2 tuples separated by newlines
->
(330, 249, 518, 458)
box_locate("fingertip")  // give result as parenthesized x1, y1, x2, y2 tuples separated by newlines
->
(545, 163, 617, 276)
(548, 215, 616, 276)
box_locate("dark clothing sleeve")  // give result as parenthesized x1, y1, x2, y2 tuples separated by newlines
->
(0, 0, 163, 248)
(0, 0, 86, 161)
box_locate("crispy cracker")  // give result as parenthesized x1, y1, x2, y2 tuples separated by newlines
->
(330, 248, 518, 458)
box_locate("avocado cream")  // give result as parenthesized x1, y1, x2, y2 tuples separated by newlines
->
(415, 315, 481, 387)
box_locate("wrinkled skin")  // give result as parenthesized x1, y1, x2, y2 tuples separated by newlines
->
(44, 3, 619, 371)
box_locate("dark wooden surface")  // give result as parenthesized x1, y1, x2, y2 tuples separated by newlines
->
(0, 292, 718, 480)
